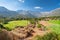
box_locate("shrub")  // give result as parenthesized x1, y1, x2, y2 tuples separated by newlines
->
(34, 35, 43, 40)
(30, 20, 36, 24)
(0, 24, 5, 29)
(37, 24, 41, 28)
(5, 27, 12, 31)
(3, 20, 9, 24)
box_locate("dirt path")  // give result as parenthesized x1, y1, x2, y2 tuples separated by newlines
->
(10, 21, 51, 40)
(39, 21, 51, 27)
(25, 27, 50, 40)
(26, 20, 52, 40)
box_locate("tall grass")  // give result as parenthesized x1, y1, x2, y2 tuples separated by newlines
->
(33, 32, 58, 40)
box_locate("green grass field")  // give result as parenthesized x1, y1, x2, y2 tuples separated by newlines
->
(3, 20, 30, 30)
(49, 20, 60, 24)
(48, 24, 60, 34)
(48, 20, 60, 34)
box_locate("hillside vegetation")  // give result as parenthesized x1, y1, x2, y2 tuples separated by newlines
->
(3, 20, 30, 30)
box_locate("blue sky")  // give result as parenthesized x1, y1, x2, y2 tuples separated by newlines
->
(0, 0, 60, 12)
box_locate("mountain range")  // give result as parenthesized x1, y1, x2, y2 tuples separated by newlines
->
(0, 6, 60, 18)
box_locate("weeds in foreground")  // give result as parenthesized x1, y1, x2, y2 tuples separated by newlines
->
(33, 32, 59, 40)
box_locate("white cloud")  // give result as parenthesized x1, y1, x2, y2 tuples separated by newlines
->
(34, 6, 43, 9)
(19, 0, 25, 3)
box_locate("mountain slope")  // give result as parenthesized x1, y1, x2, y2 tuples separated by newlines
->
(17, 10, 36, 18)
(40, 8, 60, 17)
(49, 8, 60, 16)
(0, 6, 18, 17)
(0, 6, 60, 18)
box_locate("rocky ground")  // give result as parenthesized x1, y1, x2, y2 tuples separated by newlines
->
(0, 21, 51, 40)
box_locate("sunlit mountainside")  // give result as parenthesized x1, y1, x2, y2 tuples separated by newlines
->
(0, 6, 60, 18)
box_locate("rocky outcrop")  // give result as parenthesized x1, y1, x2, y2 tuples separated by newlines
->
(0, 29, 13, 40)
(11, 26, 34, 40)
(0, 23, 48, 40)
(0, 24, 35, 40)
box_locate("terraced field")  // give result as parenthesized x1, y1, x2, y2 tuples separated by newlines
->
(3, 20, 30, 30)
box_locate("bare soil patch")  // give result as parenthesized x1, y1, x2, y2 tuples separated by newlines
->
(39, 21, 51, 26)
(0, 21, 51, 40)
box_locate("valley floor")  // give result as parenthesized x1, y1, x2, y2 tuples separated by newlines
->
(0, 20, 60, 40)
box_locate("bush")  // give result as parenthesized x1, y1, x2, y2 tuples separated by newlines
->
(30, 20, 36, 24)
(3, 20, 9, 24)
(34, 35, 42, 40)
(37, 24, 41, 28)
(0, 24, 5, 29)
(57, 34, 60, 40)
(5, 27, 12, 31)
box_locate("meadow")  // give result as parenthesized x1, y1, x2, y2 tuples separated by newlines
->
(49, 20, 60, 24)
(3, 20, 30, 30)
(48, 20, 60, 34)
